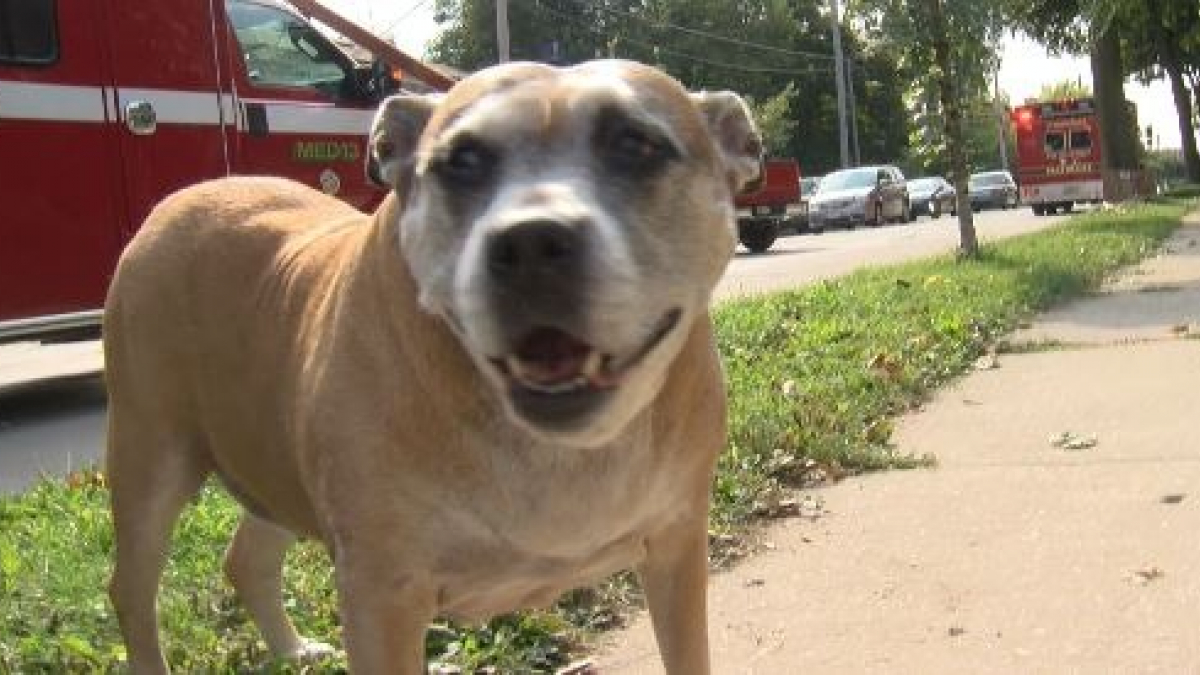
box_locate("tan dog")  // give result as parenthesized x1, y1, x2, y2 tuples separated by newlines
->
(104, 60, 761, 674)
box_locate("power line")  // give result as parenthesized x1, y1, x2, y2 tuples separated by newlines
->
(530, 0, 837, 62)
(381, 0, 435, 36)
(513, 0, 835, 76)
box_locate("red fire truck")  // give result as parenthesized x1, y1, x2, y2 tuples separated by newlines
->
(0, 0, 450, 342)
(1010, 97, 1104, 216)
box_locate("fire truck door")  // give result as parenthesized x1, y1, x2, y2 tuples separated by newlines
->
(223, 0, 381, 211)
(105, 0, 232, 237)
(0, 0, 126, 321)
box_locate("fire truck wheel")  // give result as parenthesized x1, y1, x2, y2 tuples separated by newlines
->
(1032, 204, 1045, 216)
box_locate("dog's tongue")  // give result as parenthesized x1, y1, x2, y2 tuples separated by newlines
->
(514, 328, 592, 385)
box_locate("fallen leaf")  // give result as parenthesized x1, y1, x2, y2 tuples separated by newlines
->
(1126, 566, 1165, 586)
(1049, 431, 1098, 451)
(973, 352, 999, 370)
(781, 379, 799, 397)
(867, 352, 903, 380)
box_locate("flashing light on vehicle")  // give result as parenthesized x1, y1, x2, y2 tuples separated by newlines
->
(1013, 108, 1034, 129)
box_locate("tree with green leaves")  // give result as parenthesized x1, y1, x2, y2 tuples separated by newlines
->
(425, 0, 909, 175)
(746, 83, 799, 157)
(1114, 0, 1200, 182)
(1037, 78, 1092, 101)
(848, 0, 1007, 257)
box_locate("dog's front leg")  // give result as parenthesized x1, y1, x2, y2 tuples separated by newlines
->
(334, 550, 437, 675)
(637, 517, 712, 675)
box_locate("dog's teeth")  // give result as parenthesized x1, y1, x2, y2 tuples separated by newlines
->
(506, 356, 528, 380)
(581, 350, 603, 379)
(525, 377, 588, 395)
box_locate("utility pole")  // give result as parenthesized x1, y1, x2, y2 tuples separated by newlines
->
(846, 55, 860, 165)
(496, 0, 510, 63)
(830, 0, 850, 168)
(994, 65, 1009, 170)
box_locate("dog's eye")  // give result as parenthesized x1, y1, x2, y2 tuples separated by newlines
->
(606, 127, 677, 174)
(434, 138, 497, 186)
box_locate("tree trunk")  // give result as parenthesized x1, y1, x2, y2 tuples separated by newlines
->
(1090, 24, 1140, 173)
(1162, 62, 1200, 183)
(925, 0, 978, 258)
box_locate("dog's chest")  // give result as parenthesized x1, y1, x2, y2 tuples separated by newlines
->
(430, 434, 679, 619)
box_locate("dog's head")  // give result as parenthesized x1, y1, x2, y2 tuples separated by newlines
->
(368, 60, 761, 447)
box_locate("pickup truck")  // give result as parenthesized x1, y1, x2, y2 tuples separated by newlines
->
(734, 158, 803, 253)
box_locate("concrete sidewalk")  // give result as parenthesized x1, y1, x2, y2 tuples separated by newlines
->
(598, 216, 1200, 673)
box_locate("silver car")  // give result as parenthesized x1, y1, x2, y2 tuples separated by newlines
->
(808, 165, 911, 232)
(968, 170, 1020, 210)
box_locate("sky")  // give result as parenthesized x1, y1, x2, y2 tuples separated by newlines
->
(322, 0, 1186, 151)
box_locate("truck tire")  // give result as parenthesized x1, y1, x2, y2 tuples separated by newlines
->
(1032, 204, 1045, 216)
(738, 219, 778, 253)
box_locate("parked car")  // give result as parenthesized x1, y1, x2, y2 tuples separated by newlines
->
(968, 170, 1020, 210)
(907, 177, 957, 218)
(800, 176, 821, 198)
(788, 176, 821, 233)
(734, 158, 803, 252)
(808, 165, 910, 231)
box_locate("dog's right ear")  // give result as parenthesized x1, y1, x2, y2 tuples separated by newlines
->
(367, 93, 443, 189)
(690, 91, 764, 195)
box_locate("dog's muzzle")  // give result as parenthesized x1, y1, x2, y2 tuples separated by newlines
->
(488, 307, 681, 430)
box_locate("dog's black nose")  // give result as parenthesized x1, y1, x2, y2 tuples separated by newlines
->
(487, 219, 582, 283)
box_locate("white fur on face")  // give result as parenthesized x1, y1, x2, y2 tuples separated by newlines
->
(392, 66, 742, 447)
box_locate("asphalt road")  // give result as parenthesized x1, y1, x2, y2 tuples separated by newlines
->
(0, 206, 1070, 494)
(718, 205, 1069, 299)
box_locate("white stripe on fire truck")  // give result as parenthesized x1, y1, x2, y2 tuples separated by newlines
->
(115, 88, 227, 126)
(1, 81, 376, 135)
(240, 100, 375, 135)
(0, 81, 107, 122)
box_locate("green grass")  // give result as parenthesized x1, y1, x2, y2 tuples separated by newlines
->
(0, 197, 1192, 672)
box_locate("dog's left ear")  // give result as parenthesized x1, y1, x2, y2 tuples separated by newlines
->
(691, 91, 764, 194)
(367, 93, 444, 189)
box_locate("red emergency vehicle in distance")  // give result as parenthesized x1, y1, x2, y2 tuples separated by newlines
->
(1010, 97, 1104, 216)
(0, 0, 448, 343)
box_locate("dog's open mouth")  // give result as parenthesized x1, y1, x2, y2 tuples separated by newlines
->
(490, 308, 682, 399)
